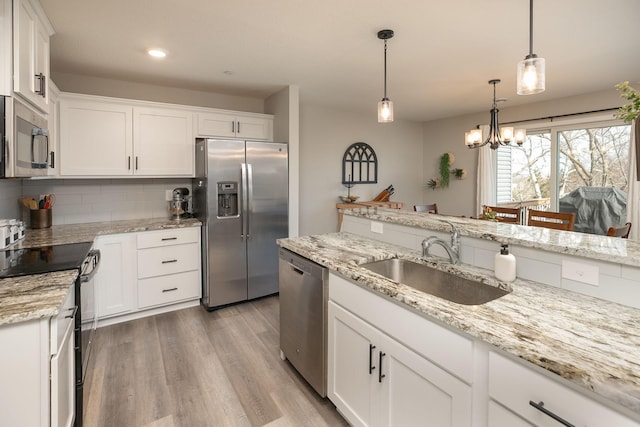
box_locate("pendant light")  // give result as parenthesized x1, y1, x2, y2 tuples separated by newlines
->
(517, 0, 545, 95)
(465, 80, 526, 150)
(377, 29, 394, 123)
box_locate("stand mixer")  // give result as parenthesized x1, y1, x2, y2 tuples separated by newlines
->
(168, 187, 191, 220)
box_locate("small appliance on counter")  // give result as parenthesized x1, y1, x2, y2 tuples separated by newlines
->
(168, 187, 192, 220)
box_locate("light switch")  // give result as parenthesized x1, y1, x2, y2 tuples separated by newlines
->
(371, 221, 384, 234)
(165, 189, 173, 201)
(562, 260, 599, 286)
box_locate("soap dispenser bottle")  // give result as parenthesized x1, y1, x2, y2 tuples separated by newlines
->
(494, 244, 516, 282)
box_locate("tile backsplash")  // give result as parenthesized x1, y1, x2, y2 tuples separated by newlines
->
(1, 178, 192, 225)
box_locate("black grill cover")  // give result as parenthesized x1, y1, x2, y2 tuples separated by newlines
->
(559, 187, 627, 235)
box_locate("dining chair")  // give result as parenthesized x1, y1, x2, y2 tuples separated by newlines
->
(414, 203, 438, 214)
(527, 209, 576, 231)
(483, 206, 521, 224)
(606, 222, 631, 238)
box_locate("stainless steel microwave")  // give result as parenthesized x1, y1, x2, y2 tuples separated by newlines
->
(1, 96, 50, 178)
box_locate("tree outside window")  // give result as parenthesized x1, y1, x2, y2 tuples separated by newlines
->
(496, 122, 631, 234)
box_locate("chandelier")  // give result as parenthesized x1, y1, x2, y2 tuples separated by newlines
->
(465, 79, 526, 150)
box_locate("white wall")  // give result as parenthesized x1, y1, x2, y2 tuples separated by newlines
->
(421, 88, 626, 218)
(299, 104, 424, 236)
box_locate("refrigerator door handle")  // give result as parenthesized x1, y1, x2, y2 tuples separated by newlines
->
(247, 163, 253, 239)
(241, 163, 248, 240)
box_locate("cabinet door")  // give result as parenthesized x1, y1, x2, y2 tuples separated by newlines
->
(379, 332, 472, 427)
(328, 301, 376, 427)
(60, 98, 133, 176)
(50, 319, 75, 427)
(13, 0, 49, 112)
(95, 234, 137, 319)
(47, 82, 59, 176)
(133, 107, 193, 176)
(236, 115, 273, 140)
(197, 112, 236, 138)
(0, 0, 12, 96)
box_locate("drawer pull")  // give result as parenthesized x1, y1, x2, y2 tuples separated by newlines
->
(369, 344, 376, 374)
(162, 259, 178, 264)
(162, 287, 178, 293)
(161, 237, 178, 241)
(65, 306, 78, 319)
(529, 401, 574, 427)
(378, 351, 386, 383)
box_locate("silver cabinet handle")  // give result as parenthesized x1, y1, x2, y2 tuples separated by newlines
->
(162, 287, 178, 293)
(161, 237, 178, 241)
(161, 259, 178, 264)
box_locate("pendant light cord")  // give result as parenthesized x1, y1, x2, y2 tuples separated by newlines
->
(383, 39, 388, 98)
(528, 0, 534, 57)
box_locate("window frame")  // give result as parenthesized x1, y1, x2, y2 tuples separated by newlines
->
(495, 113, 629, 211)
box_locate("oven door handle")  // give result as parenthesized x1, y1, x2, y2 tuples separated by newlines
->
(80, 249, 101, 283)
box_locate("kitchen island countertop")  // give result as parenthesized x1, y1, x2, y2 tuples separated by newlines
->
(342, 207, 640, 267)
(0, 218, 202, 326)
(278, 231, 640, 417)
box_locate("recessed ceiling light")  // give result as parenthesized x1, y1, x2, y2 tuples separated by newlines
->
(147, 49, 167, 58)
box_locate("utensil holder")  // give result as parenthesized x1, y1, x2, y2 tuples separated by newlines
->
(30, 209, 52, 229)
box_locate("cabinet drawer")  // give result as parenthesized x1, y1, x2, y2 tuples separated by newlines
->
(138, 270, 201, 309)
(136, 227, 200, 249)
(489, 351, 638, 426)
(137, 243, 200, 279)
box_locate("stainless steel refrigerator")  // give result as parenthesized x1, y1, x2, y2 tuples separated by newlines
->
(194, 138, 289, 310)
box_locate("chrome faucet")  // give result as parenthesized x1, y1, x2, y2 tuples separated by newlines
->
(422, 221, 460, 264)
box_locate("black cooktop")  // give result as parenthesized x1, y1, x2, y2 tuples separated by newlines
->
(0, 242, 93, 279)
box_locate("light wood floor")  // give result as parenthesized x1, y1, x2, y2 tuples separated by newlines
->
(83, 296, 348, 427)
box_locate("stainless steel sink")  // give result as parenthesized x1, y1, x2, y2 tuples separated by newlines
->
(361, 258, 510, 305)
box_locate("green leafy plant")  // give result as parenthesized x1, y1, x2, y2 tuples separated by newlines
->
(427, 178, 441, 190)
(615, 81, 640, 123)
(451, 168, 467, 179)
(439, 153, 452, 188)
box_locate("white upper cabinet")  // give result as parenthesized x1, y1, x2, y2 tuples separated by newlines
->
(59, 95, 194, 177)
(13, 0, 53, 112)
(0, 0, 12, 96)
(60, 97, 133, 176)
(197, 111, 273, 141)
(133, 107, 193, 176)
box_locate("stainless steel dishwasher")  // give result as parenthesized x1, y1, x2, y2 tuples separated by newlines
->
(278, 247, 329, 397)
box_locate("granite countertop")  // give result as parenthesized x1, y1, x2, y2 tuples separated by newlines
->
(0, 270, 79, 327)
(0, 218, 202, 327)
(342, 207, 640, 267)
(278, 232, 640, 416)
(12, 217, 201, 249)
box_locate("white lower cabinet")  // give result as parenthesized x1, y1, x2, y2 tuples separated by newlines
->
(95, 233, 137, 319)
(95, 227, 201, 325)
(0, 285, 75, 427)
(488, 351, 639, 427)
(328, 273, 472, 427)
(329, 302, 471, 427)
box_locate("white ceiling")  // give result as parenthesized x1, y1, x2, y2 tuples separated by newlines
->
(40, 0, 640, 122)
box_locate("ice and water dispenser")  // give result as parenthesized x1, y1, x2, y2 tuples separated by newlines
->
(217, 181, 238, 218)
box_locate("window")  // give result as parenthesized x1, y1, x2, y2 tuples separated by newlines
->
(496, 119, 631, 234)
